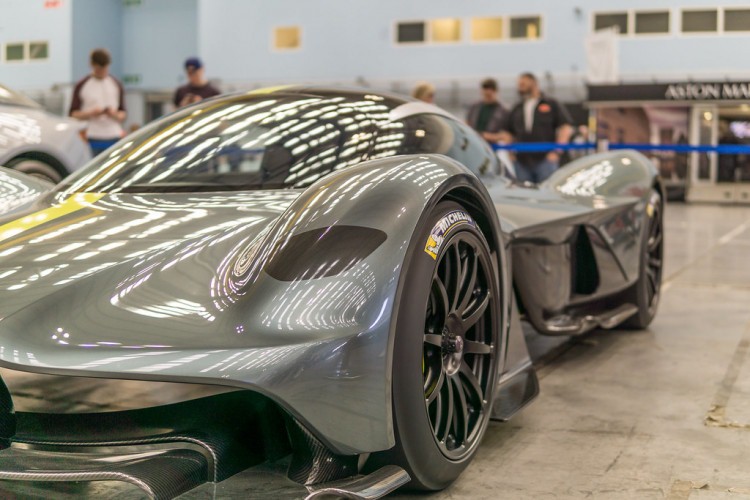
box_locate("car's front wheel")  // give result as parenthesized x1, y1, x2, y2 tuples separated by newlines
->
(368, 201, 501, 490)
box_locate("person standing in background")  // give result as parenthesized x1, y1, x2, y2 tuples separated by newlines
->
(69, 48, 126, 156)
(412, 82, 435, 104)
(174, 57, 220, 108)
(567, 124, 590, 162)
(466, 78, 507, 143)
(502, 72, 573, 183)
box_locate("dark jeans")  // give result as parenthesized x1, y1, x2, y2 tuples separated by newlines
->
(514, 159, 558, 184)
(88, 138, 119, 157)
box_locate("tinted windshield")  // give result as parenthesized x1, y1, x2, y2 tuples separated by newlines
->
(0, 84, 42, 109)
(58, 92, 396, 194)
(371, 113, 500, 177)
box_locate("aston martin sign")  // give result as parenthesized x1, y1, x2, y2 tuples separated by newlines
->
(665, 82, 750, 100)
(588, 81, 750, 102)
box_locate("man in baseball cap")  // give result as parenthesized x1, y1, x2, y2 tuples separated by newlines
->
(173, 57, 221, 108)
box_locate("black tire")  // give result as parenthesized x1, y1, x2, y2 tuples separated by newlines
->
(367, 201, 501, 490)
(5, 158, 62, 183)
(622, 190, 664, 329)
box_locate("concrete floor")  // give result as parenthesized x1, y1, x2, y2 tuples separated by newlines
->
(1, 202, 749, 499)
(400, 202, 750, 500)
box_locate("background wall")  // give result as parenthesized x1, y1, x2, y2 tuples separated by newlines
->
(196, 0, 750, 84)
(0, 0, 72, 89)
(71, 0, 122, 81)
(3, 0, 750, 120)
(196, 0, 587, 84)
(121, 0, 197, 90)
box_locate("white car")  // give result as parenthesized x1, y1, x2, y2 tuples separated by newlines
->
(0, 83, 91, 182)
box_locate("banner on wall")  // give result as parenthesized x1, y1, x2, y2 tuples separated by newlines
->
(585, 28, 619, 85)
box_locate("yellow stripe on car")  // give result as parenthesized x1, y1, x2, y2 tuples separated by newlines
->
(0, 193, 105, 244)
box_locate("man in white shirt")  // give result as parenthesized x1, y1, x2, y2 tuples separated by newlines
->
(69, 48, 126, 156)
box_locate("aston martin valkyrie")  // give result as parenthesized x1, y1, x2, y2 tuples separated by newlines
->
(0, 87, 663, 498)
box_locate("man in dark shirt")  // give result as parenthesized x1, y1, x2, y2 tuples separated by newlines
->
(173, 57, 221, 108)
(466, 78, 507, 143)
(502, 73, 573, 183)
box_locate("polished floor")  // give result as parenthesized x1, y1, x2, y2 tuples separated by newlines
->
(398, 202, 750, 500)
(3, 202, 750, 499)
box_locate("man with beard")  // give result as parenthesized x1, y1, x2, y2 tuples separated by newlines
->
(502, 73, 573, 183)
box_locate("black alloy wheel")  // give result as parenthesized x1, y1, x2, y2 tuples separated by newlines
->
(422, 231, 495, 460)
(623, 190, 664, 329)
(644, 191, 664, 314)
(367, 201, 501, 490)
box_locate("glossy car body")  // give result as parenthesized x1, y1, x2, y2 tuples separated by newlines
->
(0, 87, 662, 498)
(0, 83, 91, 180)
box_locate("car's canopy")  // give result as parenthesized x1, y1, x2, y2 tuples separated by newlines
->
(57, 87, 500, 195)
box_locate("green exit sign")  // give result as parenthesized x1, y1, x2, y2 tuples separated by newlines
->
(123, 0, 142, 6)
(123, 74, 141, 85)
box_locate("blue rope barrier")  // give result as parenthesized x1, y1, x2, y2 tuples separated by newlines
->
(491, 142, 750, 154)
(609, 143, 750, 154)
(492, 142, 595, 152)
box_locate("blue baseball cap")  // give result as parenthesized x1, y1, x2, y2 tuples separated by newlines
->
(184, 57, 203, 70)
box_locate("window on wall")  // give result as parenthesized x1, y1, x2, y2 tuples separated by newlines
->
(594, 12, 628, 34)
(471, 17, 503, 41)
(396, 21, 426, 43)
(510, 16, 541, 39)
(635, 11, 670, 34)
(681, 9, 718, 33)
(430, 18, 461, 43)
(4, 43, 25, 62)
(29, 41, 49, 60)
(724, 9, 750, 32)
(274, 26, 301, 50)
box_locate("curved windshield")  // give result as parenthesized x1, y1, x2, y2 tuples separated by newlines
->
(371, 113, 500, 177)
(58, 92, 395, 194)
(0, 84, 42, 109)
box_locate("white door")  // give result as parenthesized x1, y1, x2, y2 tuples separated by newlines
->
(689, 104, 718, 185)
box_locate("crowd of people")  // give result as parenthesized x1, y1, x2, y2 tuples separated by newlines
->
(414, 73, 574, 183)
(69, 49, 220, 157)
(69, 48, 574, 184)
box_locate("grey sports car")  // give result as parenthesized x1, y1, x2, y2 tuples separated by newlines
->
(0, 83, 91, 182)
(0, 87, 663, 499)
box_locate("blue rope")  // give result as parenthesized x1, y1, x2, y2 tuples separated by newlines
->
(491, 142, 750, 154)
